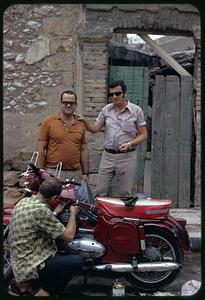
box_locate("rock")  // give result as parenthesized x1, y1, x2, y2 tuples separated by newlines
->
(3, 171, 20, 187)
(181, 280, 201, 296)
(3, 187, 23, 207)
(4, 61, 15, 71)
(25, 36, 50, 64)
(15, 54, 25, 63)
(27, 20, 41, 29)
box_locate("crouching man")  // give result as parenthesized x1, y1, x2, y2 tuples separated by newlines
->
(9, 177, 84, 296)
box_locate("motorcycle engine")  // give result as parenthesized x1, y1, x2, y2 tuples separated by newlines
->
(68, 237, 106, 258)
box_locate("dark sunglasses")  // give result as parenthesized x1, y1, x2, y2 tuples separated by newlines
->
(108, 91, 123, 97)
(61, 101, 76, 106)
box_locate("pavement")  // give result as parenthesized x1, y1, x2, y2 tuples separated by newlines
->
(63, 251, 201, 296)
(170, 208, 201, 251)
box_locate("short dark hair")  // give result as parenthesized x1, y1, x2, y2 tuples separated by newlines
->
(60, 90, 77, 103)
(108, 80, 127, 93)
(39, 177, 62, 198)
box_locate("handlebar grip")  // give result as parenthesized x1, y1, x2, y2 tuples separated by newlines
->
(65, 180, 81, 186)
(28, 162, 40, 177)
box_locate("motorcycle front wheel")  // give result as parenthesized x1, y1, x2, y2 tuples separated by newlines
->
(3, 225, 14, 287)
(125, 226, 183, 292)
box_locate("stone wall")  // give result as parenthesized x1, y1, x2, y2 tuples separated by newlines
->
(3, 4, 85, 205)
(3, 4, 84, 164)
(85, 4, 199, 34)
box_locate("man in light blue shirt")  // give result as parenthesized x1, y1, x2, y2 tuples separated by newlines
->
(83, 79, 147, 197)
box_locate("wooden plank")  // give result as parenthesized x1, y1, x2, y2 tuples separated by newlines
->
(132, 67, 149, 193)
(178, 76, 193, 207)
(138, 34, 192, 77)
(151, 76, 165, 198)
(133, 68, 149, 193)
(161, 76, 180, 207)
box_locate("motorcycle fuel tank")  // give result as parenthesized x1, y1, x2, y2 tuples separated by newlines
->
(96, 197, 171, 219)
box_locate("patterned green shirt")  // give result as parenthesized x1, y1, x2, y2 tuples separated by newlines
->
(9, 195, 65, 281)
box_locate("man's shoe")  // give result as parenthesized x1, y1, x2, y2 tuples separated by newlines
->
(8, 282, 30, 296)
(7, 284, 21, 296)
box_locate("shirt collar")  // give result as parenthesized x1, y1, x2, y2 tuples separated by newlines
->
(108, 100, 132, 113)
(32, 194, 51, 209)
(57, 112, 79, 124)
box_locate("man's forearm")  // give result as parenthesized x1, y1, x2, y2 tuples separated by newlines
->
(131, 134, 147, 147)
(80, 148, 89, 175)
(63, 213, 77, 241)
(36, 151, 46, 169)
(84, 119, 100, 133)
(130, 128, 148, 148)
(36, 141, 47, 168)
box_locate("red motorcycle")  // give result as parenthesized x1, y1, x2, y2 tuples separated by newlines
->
(3, 152, 191, 293)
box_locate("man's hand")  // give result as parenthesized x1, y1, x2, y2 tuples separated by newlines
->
(70, 205, 80, 216)
(119, 143, 130, 152)
(76, 114, 84, 121)
(82, 174, 89, 181)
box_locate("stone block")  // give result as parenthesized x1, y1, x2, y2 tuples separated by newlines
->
(3, 171, 20, 187)
(25, 36, 50, 64)
(3, 187, 24, 207)
(89, 153, 102, 173)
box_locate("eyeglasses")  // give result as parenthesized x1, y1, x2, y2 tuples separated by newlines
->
(108, 91, 123, 97)
(61, 101, 76, 106)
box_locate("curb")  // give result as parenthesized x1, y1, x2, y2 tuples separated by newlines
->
(189, 233, 201, 251)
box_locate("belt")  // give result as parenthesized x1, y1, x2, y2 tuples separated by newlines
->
(105, 148, 136, 154)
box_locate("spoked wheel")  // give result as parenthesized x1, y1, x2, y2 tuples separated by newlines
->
(126, 226, 183, 292)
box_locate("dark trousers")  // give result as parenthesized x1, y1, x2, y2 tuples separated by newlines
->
(29, 254, 84, 295)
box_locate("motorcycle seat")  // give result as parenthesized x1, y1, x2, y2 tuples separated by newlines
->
(96, 197, 172, 219)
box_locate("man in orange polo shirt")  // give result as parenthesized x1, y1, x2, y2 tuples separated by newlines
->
(36, 90, 89, 182)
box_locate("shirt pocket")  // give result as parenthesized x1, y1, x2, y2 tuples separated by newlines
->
(122, 121, 136, 133)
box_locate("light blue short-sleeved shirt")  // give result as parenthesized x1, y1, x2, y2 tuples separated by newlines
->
(96, 101, 146, 149)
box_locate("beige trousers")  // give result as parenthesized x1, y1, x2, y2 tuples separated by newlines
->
(96, 150, 137, 197)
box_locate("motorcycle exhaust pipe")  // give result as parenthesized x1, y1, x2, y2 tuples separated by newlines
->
(94, 262, 179, 272)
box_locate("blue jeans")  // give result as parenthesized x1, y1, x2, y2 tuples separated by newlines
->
(29, 254, 84, 295)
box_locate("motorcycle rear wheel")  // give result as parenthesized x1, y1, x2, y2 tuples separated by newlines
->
(125, 226, 183, 292)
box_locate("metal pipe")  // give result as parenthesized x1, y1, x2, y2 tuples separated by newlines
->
(94, 262, 179, 272)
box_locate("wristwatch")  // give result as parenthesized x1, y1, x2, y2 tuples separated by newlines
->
(127, 142, 132, 150)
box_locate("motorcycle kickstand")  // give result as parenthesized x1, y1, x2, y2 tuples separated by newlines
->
(82, 271, 90, 291)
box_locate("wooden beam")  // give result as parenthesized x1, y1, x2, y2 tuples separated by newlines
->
(138, 33, 192, 77)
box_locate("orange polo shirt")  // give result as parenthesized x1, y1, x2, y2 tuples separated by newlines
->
(38, 113, 86, 170)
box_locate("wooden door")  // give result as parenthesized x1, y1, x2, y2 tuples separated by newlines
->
(151, 75, 193, 207)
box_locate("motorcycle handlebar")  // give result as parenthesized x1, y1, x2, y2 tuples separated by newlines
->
(62, 197, 97, 213)
(58, 199, 98, 225)
(74, 201, 98, 223)
(23, 162, 82, 187)
(64, 180, 81, 186)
